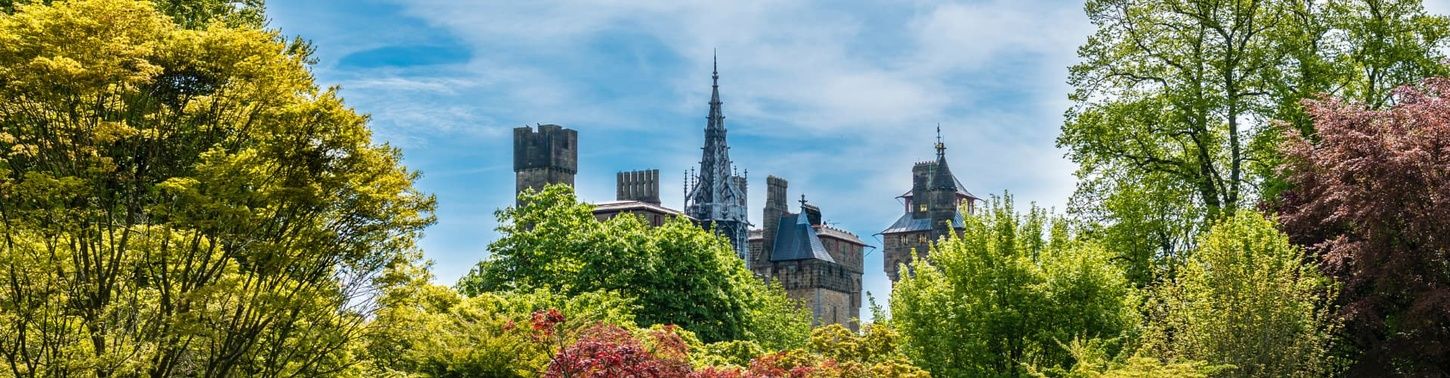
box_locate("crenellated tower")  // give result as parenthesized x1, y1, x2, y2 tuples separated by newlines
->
(686, 53, 751, 260)
(513, 124, 577, 203)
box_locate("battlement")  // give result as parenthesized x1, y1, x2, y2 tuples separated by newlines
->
(513, 124, 577, 173)
(819, 224, 858, 237)
(616, 169, 661, 205)
(513, 124, 577, 201)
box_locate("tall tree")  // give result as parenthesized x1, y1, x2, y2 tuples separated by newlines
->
(1064, 0, 1450, 285)
(1277, 78, 1450, 375)
(891, 194, 1137, 377)
(0, 0, 435, 375)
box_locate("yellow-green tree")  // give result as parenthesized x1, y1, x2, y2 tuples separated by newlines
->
(0, 0, 434, 376)
(892, 194, 1137, 377)
(1139, 211, 1338, 377)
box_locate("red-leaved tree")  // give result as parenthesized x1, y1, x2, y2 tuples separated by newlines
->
(544, 324, 692, 378)
(1278, 78, 1450, 376)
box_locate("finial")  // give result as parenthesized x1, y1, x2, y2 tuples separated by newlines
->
(799, 193, 807, 207)
(935, 123, 946, 157)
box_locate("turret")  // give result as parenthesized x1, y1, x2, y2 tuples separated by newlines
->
(910, 161, 932, 217)
(513, 124, 577, 203)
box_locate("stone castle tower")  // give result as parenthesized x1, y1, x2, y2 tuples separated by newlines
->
(748, 176, 866, 330)
(685, 55, 751, 260)
(880, 128, 978, 282)
(513, 124, 577, 201)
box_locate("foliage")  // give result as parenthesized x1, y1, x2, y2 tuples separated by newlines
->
(0, 0, 435, 376)
(545, 324, 693, 378)
(1063, 0, 1450, 287)
(1277, 77, 1450, 375)
(367, 302, 930, 378)
(458, 185, 811, 346)
(361, 260, 637, 377)
(891, 194, 1137, 377)
(1031, 338, 1222, 378)
(695, 340, 767, 368)
(1, 0, 264, 28)
(689, 323, 929, 378)
(1138, 211, 1339, 377)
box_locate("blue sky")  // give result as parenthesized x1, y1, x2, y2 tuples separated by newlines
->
(265, 0, 1331, 321)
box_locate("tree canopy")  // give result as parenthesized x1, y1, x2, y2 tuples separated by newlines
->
(1278, 77, 1450, 375)
(458, 185, 811, 348)
(891, 194, 1137, 377)
(1139, 211, 1338, 377)
(0, 0, 435, 375)
(1063, 0, 1450, 287)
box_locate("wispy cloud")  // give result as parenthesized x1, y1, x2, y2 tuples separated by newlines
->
(271, 0, 1094, 321)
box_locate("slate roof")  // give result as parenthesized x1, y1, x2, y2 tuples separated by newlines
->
(897, 174, 979, 200)
(770, 212, 835, 263)
(878, 212, 966, 235)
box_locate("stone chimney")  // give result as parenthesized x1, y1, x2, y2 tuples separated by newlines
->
(760, 176, 789, 269)
(616, 169, 661, 205)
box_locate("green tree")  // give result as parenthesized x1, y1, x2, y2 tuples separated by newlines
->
(458, 185, 810, 347)
(891, 194, 1137, 377)
(0, 0, 435, 375)
(1064, 0, 1450, 287)
(1139, 211, 1338, 377)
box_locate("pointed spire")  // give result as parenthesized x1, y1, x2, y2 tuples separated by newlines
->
(687, 51, 749, 259)
(708, 51, 724, 131)
(930, 124, 956, 190)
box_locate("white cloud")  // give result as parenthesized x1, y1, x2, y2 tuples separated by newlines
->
(354, 0, 1091, 320)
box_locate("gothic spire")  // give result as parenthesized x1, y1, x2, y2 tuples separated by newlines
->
(685, 52, 750, 259)
(708, 51, 724, 131)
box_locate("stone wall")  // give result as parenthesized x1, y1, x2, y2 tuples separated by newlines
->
(760, 259, 861, 331)
(883, 231, 931, 282)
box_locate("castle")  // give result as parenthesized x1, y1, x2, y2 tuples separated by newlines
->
(509, 57, 975, 331)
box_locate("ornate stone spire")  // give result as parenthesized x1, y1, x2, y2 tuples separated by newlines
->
(686, 53, 750, 259)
